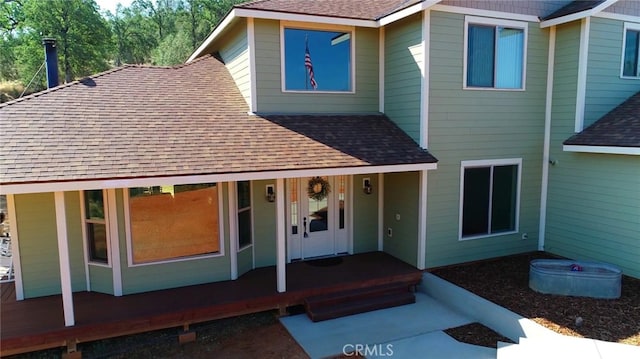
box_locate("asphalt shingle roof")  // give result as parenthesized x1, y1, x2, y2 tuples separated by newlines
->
(0, 55, 435, 186)
(564, 91, 640, 148)
(237, 0, 424, 20)
(540, 0, 606, 21)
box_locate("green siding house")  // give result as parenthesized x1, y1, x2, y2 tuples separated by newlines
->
(540, 2, 640, 278)
(1, 0, 638, 340)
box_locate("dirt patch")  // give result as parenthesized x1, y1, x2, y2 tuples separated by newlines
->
(432, 252, 640, 346)
(7, 311, 309, 359)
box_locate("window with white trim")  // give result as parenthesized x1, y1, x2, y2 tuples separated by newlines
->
(237, 181, 252, 249)
(459, 159, 521, 240)
(464, 16, 527, 89)
(622, 23, 640, 78)
(83, 190, 109, 264)
(126, 183, 221, 264)
(281, 22, 354, 92)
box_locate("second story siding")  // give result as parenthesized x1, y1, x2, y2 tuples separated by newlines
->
(552, 21, 581, 140)
(253, 19, 380, 114)
(429, 10, 549, 157)
(385, 13, 423, 143)
(219, 19, 251, 107)
(585, 16, 640, 127)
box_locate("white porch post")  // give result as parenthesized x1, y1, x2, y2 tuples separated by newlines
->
(7, 195, 24, 300)
(417, 170, 428, 270)
(54, 191, 75, 327)
(228, 182, 238, 280)
(276, 178, 286, 293)
(377, 173, 384, 251)
(106, 189, 123, 296)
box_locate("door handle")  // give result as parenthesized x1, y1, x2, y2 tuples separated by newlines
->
(303, 217, 308, 238)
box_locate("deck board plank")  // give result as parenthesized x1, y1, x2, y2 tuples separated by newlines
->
(1, 252, 421, 356)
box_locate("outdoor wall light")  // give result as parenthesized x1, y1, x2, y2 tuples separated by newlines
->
(363, 178, 373, 195)
(265, 184, 276, 202)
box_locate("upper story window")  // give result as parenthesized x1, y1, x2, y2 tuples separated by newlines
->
(464, 16, 527, 90)
(83, 190, 109, 265)
(126, 183, 221, 265)
(622, 23, 640, 78)
(281, 22, 354, 93)
(459, 159, 522, 240)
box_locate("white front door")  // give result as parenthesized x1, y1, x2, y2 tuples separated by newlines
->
(286, 176, 349, 260)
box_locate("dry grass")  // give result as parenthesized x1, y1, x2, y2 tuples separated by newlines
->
(0, 81, 25, 103)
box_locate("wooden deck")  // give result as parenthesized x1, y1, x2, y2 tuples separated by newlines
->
(0, 252, 422, 356)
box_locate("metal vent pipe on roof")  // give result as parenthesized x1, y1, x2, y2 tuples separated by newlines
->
(42, 37, 59, 89)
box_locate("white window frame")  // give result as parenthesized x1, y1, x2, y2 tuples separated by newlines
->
(80, 189, 111, 267)
(620, 22, 640, 79)
(237, 180, 254, 252)
(458, 158, 522, 241)
(124, 185, 225, 267)
(463, 16, 528, 91)
(280, 20, 356, 94)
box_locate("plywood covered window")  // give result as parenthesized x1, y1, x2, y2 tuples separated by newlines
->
(127, 183, 220, 264)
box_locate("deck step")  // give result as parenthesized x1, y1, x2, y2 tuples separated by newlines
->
(304, 282, 416, 322)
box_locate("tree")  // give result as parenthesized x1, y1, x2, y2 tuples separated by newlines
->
(133, 0, 179, 40)
(183, 0, 242, 50)
(0, 0, 25, 32)
(151, 29, 192, 65)
(108, 4, 157, 66)
(21, 0, 112, 84)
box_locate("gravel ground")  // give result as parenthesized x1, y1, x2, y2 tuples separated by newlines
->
(433, 251, 640, 347)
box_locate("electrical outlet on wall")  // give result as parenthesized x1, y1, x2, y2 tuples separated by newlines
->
(387, 227, 392, 237)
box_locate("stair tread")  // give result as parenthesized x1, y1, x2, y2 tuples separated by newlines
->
(307, 291, 415, 322)
(304, 282, 414, 308)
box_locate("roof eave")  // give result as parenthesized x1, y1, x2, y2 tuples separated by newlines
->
(0, 162, 438, 195)
(378, 0, 441, 26)
(540, 0, 619, 28)
(187, 8, 240, 63)
(563, 144, 640, 155)
(187, 1, 444, 62)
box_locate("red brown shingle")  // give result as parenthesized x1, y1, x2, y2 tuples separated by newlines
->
(564, 91, 640, 148)
(237, 0, 424, 20)
(1, 55, 436, 186)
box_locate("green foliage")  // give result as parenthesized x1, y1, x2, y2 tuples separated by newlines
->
(0, 33, 19, 81)
(0, 0, 244, 99)
(151, 30, 192, 65)
(0, 0, 25, 32)
(108, 4, 158, 65)
(22, 0, 112, 82)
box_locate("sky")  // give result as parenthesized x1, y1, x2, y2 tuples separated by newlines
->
(95, 0, 133, 14)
